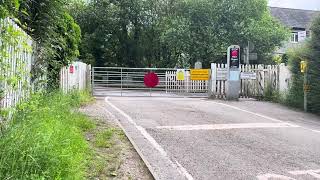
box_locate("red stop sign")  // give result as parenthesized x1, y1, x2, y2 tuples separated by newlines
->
(144, 72, 159, 88)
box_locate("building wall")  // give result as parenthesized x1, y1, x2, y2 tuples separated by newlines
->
(275, 29, 310, 55)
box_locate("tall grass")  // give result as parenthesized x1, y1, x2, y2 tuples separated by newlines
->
(0, 91, 95, 179)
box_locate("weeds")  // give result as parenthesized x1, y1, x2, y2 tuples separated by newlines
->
(95, 128, 116, 148)
(0, 91, 94, 179)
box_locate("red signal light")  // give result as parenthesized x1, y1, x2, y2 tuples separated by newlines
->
(231, 50, 239, 58)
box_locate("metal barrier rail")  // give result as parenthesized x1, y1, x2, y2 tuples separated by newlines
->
(92, 67, 209, 97)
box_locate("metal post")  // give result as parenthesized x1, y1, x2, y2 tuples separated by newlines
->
(208, 69, 212, 98)
(246, 41, 250, 65)
(92, 67, 95, 96)
(121, 68, 123, 97)
(304, 70, 308, 112)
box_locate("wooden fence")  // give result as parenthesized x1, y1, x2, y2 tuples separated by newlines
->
(0, 18, 34, 111)
(0, 19, 91, 122)
(164, 64, 291, 98)
(211, 63, 290, 99)
(60, 62, 91, 93)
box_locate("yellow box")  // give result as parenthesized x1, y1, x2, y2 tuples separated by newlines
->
(301, 61, 307, 73)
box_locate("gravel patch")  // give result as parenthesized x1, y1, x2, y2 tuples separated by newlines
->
(80, 98, 154, 180)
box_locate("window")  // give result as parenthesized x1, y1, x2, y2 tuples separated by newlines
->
(291, 32, 298, 43)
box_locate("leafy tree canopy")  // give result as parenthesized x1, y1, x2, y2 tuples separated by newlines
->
(0, 0, 20, 18)
(15, 0, 82, 89)
(71, 0, 289, 68)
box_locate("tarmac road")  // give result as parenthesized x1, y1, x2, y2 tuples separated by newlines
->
(103, 96, 320, 180)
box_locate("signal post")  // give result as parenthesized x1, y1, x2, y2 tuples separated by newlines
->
(226, 45, 241, 100)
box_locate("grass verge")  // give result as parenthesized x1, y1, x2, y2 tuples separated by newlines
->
(86, 120, 127, 179)
(0, 91, 95, 179)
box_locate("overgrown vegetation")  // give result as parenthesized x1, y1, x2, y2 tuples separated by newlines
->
(0, 91, 94, 179)
(1, 0, 81, 90)
(306, 16, 320, 113)
(70, 0, 288, 68)
(284, 15, 320, 114)
(85, 118, 131, 179)
(285, 47, 308, 109)
(95, 128, 117, 148)
(0, 7, 33, 121)
(17, 0, 81, 89)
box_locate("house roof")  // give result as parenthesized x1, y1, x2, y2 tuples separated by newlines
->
(270, 7, 320, 29)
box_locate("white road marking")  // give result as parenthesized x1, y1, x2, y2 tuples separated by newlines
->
(175, 160, 194, 180)
(156, 123, 300, 131)
(136, 126, 167, 157)
(209, 101, 289, 123)
(258, 169, 320, 180)
(105, 97, 194, 180)
(212, 101, 320, 134)
(211, 102, 320, 134)
(289, 169, 320, 179)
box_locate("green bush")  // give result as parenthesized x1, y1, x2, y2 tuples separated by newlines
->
(285, 15, 320, 114)
(285, 47, 308, 109)
(0, 91, 94, 179)
(263, 84, 286, 104)
(307, 16, 320, 114)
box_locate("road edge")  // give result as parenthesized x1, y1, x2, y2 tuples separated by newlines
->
(97, 103, 160, 180)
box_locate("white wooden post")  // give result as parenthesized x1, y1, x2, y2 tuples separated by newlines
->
(211, 63, 217, 98)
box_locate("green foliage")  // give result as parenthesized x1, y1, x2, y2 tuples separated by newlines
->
(17, 0, 82, 89)
(0, 0, 20, 18)
(71, 0, 288, 68)
(286, 46, 309, 109)
(262, 84, 287, 104)
(94, 128, 116, 148)
(307, 15, 320, 113)
(70, 89, 95, 107)
(0, 92, 94, 179)
(285, 15, 320, 113)
(0, 19, 33, 122)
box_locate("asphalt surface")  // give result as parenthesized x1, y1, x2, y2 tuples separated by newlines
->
(103, 96, 320, 180)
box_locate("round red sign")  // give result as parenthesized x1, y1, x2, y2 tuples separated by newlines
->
(144, 72, 159, 88)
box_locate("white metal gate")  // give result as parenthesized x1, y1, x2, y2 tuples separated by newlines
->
(92, 67, 209, 97)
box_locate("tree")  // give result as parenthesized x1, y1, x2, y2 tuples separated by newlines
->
(0, 0, 20, 18)
(71, 0, 288, 68)
(17, 0, 81, 89)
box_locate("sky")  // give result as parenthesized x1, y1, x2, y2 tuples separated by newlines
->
(269, 0, 320, 10)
